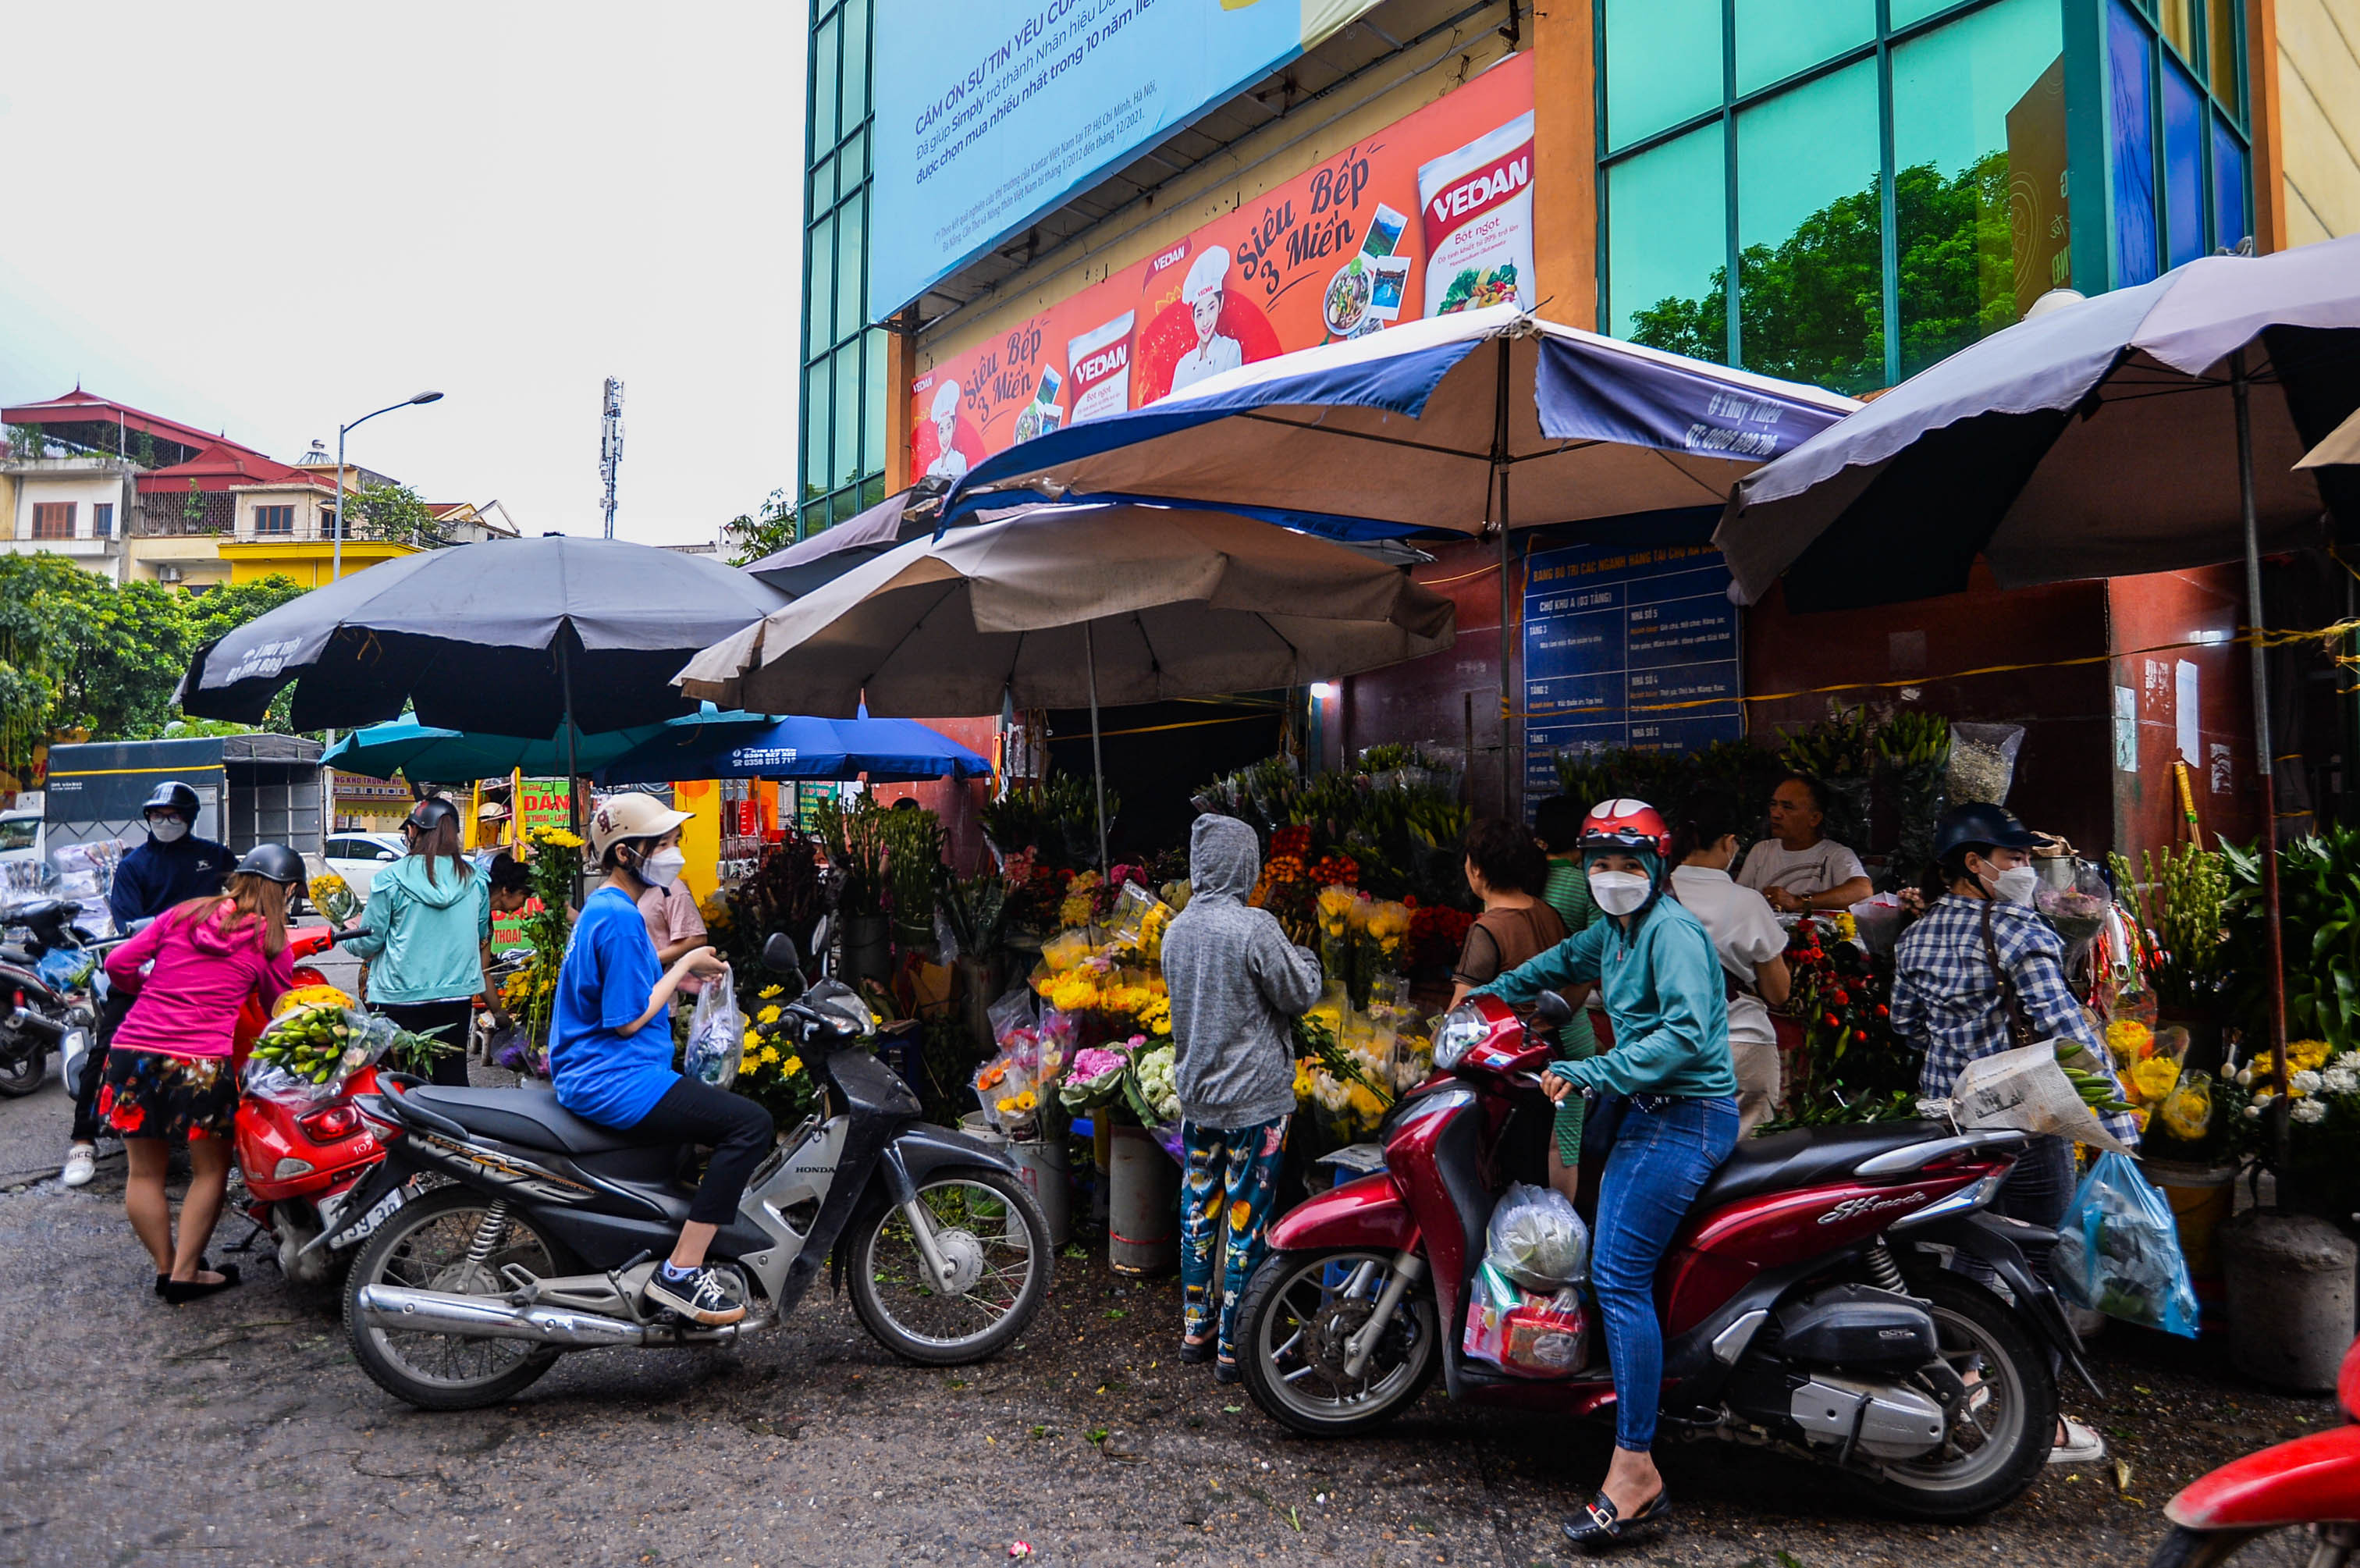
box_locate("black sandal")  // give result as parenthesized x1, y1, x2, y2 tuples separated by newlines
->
(1178, 1335, 1216, 1364)
(1561, 1484, 1672, 1547)
(160, 1264, 240, 1305)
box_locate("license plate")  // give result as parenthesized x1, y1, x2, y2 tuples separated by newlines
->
(325, 1182, 407, 1250)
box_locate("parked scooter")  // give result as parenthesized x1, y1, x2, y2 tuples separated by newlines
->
(1239, 991, 2092, 1520)
(0, 898, 99, 1098)
(323, 925, 1051, 1410)
(2146, 1331, 2360, 1565)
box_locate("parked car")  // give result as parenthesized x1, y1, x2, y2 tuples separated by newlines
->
(325, 832, 409, 901)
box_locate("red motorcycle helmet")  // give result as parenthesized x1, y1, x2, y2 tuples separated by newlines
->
(1579, 798, 1671, 859)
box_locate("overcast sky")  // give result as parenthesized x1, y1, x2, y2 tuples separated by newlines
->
(0, 2, 807, 546)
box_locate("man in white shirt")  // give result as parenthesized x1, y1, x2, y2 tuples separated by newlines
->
(1737, 774, 1873, 915)
(1671, 786, 1793, 1133)
(1169, 245, 1244, 394)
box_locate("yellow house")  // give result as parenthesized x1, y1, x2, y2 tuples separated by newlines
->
(217, 476, 421, 586)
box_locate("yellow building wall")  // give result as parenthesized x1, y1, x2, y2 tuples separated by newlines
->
(675, 778, 723, 915)
(2278, 0, 2360, 243)
(216, 539, 420, 587)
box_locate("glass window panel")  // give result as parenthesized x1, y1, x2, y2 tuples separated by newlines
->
(861, 473, 888, 511)
(801, 503, 828, 539)
(834, 343, 862, 486)
(1605, 0, 1724, 151)
(2159, 0, 2194, 57)
(844, 126, 868, 184)
(806, 211, 834, 352)
(1891, 0, 1966, 28)
(812, 13, 839, 151)
(2212, 117, 2249, 250)
(805, 361, 830, 500)
(809, 153, 834, 212)
(1605, 123, 1730, 361)
(2162, 61, 2205, 266)
(1736, 58, 1883, 392)
(2205, 0, 2241, 109)
(2109, 2, 2159, 286)
(1735, 0, 1875, 97)
(833, 487, 863, 525)
(835, 188, 866, 343)
(864, 325, 887, 481)
(1891, 0, 2069, 376)
(841, 0, 869, 132)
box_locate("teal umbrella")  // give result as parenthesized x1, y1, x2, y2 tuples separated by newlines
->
(322, 706, 776, 783)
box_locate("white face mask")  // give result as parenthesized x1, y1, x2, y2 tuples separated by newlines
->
(636, 846, 686, 888)
(148, 818, 189, 844)
(1991, 865, 2040, 907)
(1589, 869, 1651, 917)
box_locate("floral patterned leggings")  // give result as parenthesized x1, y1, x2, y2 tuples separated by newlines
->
(1179, 1115, 1290, 1364)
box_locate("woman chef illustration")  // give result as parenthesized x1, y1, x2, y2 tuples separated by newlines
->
(1169, 246, 1244, 393)
(925, 379, 969, 481)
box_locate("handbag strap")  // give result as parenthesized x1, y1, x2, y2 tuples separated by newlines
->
(1979, 899, 2038, 1047)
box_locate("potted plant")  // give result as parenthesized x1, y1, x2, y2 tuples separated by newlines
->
(818, 799, 894, 987)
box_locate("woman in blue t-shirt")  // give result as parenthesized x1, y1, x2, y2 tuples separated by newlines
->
(551, 792, 766, 1326)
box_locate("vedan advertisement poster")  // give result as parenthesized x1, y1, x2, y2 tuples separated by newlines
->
(910, 51, 1534, 481)
(872, 0, 1387, 316)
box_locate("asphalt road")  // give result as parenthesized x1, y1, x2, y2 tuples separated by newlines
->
(0, 1053, 2338, 1568)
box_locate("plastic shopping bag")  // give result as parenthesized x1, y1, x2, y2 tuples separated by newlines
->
(2053, 1151, 2199, 1338)
(1484, 1181, 1591, 1291)
(1461, 1260, 1589, 1377)
(684, 967, 741, 1088)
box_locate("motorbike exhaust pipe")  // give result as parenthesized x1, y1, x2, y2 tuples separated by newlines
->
(355, 1283, 648, 1349)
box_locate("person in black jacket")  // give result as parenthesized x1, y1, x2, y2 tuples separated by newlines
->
(62, 782, 236, 1189)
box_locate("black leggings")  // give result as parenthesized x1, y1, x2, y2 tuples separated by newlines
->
(630, 1077, 776, 1226)
(375, 1000, 477, 1088)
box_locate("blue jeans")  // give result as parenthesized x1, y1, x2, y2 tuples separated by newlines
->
(1587, 1093, 1739, 1452)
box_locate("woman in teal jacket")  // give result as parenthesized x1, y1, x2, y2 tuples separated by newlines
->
(1472, 798, 1737, 1548)
(343, 798, 497, 1086)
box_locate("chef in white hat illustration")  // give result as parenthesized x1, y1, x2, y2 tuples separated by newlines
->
(924, 378, 969, 481)
(1169, 245, 1244, 393)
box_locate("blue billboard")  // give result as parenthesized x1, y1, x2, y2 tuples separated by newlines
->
(870, 0, 1381, 316)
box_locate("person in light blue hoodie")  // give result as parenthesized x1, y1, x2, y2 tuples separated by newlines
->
(342, 798, 497, 1086)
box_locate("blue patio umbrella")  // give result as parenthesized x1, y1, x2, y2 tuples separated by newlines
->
(592, 711, 990, 785)
(322, 706, 779, 782)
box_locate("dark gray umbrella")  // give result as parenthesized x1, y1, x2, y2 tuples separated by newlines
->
(179, 535, 790, 737)
(741, 484, 939, 598)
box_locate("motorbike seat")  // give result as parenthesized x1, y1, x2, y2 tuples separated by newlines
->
(403, 1086, 642, 1156)
(1693, 1120, 1951, 1210)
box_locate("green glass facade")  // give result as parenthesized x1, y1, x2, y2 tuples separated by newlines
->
(1598, 0, 2249, 395)
(801, 0, 890, 538)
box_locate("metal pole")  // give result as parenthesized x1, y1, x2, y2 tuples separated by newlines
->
(559, 635, 583, 840)
(1083, 621, 1109, 875)
(1493, 337, 1516, 817)
(332, 422, 347, 583)
(2231, 349, 2292, 1183)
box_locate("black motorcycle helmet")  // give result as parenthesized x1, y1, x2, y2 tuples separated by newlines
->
(405, 796, 462, 836)
(233, 843, 307, 887)
(142, 780, 201, 820)
(1931, 802, 2044, 862)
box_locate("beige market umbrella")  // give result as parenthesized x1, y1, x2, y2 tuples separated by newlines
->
(678, 503, 1455, 866)
(2296, 404, 2360, 469)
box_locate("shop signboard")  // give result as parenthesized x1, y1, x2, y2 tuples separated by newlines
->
(1521, 539, 1743, 802)
(794, 782, 842, 835)
(872, 0, 1385, 317)
(496, 777, 573, 949)
(909, 51, 1534, 479)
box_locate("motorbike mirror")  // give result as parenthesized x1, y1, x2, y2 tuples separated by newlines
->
(809, 914, 832, 955)
(762, 932, 803, 976)
(1532, 990, 1575, 1029)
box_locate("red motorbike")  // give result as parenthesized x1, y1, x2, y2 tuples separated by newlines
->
(230, 926, 389, 1285)
(2148, 1332, 2360, 1566)
(1239, 992, 2092, 1520)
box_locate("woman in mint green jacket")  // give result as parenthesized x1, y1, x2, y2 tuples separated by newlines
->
(1471, 798, 1736, 1548)
(342, 799, 496, 1087)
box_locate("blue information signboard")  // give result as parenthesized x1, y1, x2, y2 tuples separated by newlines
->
(1522, 539, 1743, 801)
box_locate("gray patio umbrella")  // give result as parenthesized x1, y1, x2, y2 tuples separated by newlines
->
(678, 504, 1455, 868)
(1714, 232, 2360, 1150)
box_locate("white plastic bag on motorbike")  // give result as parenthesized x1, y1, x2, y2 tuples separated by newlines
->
(1484, 1180, 1590, 1290)
(683, 965, 741, 1088)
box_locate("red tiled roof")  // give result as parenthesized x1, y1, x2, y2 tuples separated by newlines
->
(2, 389, 265, 461)
(136, 441, 328, 494)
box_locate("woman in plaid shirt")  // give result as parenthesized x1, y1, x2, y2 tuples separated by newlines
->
(1889, 802, 2134, 1465)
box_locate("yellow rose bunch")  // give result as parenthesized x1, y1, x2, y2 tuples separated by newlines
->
(2104, 1017, 2154, 1068)
(2129, 1055, 2184, 1105)
(2159, 1079, 2213, 1141)
(273, 983, 354, 1017)
(1317, 885, 1360, 939)
(528, 825, 585, 851)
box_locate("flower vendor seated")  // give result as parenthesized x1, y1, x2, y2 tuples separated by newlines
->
(1889, 801, 2134, 1466)
(486, 852, 533, 920)
(1161, 813, 1324, 1384)
(1737, 773, 1874, 916)
(1448, 818, 1576, 1200)
(1666, 784, 1792, 1136)
(549, 792, 756, 1327)
(1468, 798, 1736, 1548)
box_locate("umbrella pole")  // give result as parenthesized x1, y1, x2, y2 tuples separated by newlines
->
(559, 636, 583, 840)
(1493, 338, 1516, 817)
(2232, 350, 2293, 1185)
(1084, 622, 1110, 876)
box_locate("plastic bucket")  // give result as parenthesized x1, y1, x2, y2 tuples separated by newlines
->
(1008, 1137, 1072, 1248)
(1109, 1124, 1179, 1276)
(2140, 1159, 2237, 1281)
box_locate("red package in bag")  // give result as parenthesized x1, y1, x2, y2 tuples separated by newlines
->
(1501, 1286, 1588, 1376)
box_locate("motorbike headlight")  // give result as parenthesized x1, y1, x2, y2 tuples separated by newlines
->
(1431, 1004, 1488, 1070)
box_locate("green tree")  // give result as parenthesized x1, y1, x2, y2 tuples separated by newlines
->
(345, 481, 437, 544)
(727, 487, 796, 566)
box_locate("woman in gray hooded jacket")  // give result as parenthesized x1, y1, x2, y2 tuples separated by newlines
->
(1160, 814, 1324, 1381)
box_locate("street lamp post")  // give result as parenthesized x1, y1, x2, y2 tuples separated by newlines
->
(332, 390, 443, 582)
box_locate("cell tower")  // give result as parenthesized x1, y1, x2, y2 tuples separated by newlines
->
(599, 377, 625, 538)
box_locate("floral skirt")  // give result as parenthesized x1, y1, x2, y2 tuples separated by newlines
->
(100, 1048, 237, 1141)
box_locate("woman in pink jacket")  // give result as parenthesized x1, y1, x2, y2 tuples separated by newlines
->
(101, 845, 300, 1303)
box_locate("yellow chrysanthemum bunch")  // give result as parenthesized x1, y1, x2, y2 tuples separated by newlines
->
(274, 983, 355, 1017)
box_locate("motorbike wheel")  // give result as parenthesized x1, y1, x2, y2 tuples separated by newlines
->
(2148, 1526, 2359, 1566)
(0, 1036, 48, 1099)
(1857, 1271, 2057, 1520)
(341, 1186, 573, 1411)
(1237, 1247, 1440, 1436)
(844, 1163, 1050, 1366)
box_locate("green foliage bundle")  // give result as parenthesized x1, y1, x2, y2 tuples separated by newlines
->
(878, 803, 948, 944)
(1551, 738, 1784, 830)
(2111, 843, 2230, 1012)
(2223, 827, 2360, 1050)
(818, 799, 895, 919)
(980, 771, 1115, 871)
